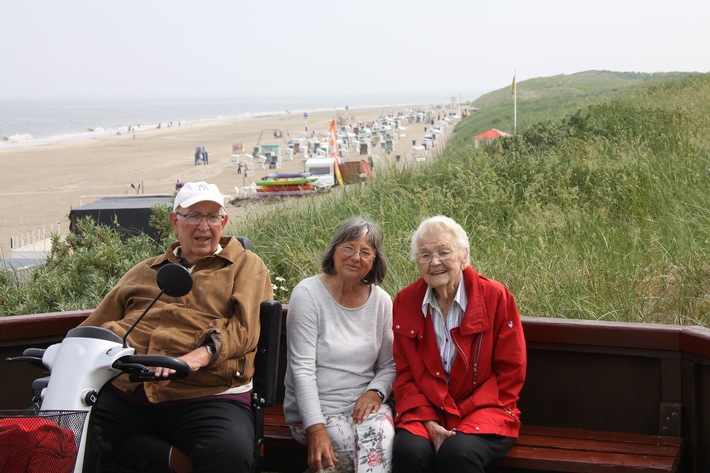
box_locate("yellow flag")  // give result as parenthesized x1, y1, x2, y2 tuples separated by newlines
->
(511, 75, 516, 96)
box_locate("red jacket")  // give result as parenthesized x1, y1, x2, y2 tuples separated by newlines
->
(392, 266, 526, 440)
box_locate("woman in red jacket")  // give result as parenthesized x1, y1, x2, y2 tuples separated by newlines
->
(392, 215, 526, 472)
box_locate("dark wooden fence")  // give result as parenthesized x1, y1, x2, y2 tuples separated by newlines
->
(1, 311, 708, 472)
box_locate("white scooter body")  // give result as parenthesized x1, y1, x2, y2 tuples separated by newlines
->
(39, 328, 134, 473)
(41, 329, 134, 411)
(6, 263, 194, 473)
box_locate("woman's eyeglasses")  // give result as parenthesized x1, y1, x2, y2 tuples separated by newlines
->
(338, 245, 375, 261)
(417, 248, 456, 264)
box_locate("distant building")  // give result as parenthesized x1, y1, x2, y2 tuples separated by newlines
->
(69, 194, 173, 241)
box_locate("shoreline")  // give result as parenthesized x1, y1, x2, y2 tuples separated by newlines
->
(0, 102, 452, 256)
(1, 96, 453, 149)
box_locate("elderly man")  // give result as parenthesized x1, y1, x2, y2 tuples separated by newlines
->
(82, 181, 273, 473)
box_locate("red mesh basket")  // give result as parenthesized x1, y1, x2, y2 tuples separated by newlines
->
(0, 410, 86, 473)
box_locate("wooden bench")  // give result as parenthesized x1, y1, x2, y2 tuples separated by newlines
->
(261, 405, 682, 472)
(257, 307, 684, 473)
(0, 295, 688, 472)
(494, 425, 682, 473)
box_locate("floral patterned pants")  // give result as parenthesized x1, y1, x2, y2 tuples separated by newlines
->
(290, 404, 395, 473)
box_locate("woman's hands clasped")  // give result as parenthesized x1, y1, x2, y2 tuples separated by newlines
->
(424, 420, 456, 452)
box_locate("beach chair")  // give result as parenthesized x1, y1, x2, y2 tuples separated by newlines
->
(256, 155, 267, 169)
(243, 183, 257, 197)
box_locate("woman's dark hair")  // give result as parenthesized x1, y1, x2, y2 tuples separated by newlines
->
(321, 216, 387, 284)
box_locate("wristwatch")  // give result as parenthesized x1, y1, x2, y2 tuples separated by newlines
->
(369, 389, 385, 401)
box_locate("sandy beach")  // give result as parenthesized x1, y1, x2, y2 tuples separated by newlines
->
(0, 104, 450, 255)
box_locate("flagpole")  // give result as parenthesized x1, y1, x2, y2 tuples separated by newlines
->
(513, 69, 517, 135)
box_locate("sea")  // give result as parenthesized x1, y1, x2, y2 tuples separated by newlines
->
(0, 93, 459, 149)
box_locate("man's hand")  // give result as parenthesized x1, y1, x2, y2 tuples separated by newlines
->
(154, 346, 212, 386)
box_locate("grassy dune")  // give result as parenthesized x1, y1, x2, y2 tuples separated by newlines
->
(240, 72, 710, 325)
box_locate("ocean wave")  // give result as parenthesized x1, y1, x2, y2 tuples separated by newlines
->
(2, 133, 34, 143)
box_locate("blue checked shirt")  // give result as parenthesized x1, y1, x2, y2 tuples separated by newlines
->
(421, 275, 467, 379)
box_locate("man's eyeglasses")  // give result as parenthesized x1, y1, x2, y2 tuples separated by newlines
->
(417, 248, 457, 264)
(338, 245, 375, 261)
(175, 212, 224, 226)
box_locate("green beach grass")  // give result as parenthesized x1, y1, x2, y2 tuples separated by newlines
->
(238, 71, 710, 326)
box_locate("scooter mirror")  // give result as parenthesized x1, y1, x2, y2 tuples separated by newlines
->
(157, 263, 193, 297)
(122, 263, 193, 348)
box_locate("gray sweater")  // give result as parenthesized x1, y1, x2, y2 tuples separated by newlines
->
(283, 275, 395, 429)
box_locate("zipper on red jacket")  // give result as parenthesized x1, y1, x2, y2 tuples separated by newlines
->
(472, 333, 482, 386)
(503, 405, 518, 420)
(452, 332, 483, 386)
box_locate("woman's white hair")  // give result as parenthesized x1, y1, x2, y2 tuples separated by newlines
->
(409, 215, 471, 266)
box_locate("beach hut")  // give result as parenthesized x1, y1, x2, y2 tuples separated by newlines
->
(69, 194, 173, 241)
(445, 109, 462, 122)
(260, 143, 282, 168)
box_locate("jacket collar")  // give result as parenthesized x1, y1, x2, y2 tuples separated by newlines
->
(398, 266, 490, 335)
(150, 237, 245, 269)
(458, 266, 490, 335)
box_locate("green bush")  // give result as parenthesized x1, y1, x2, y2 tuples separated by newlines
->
(0, 218, 162, 316)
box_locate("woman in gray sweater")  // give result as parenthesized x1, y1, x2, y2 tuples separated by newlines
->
(284, 217, 395, 473)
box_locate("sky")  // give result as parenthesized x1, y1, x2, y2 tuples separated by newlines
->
(2, 0, 709, 102)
